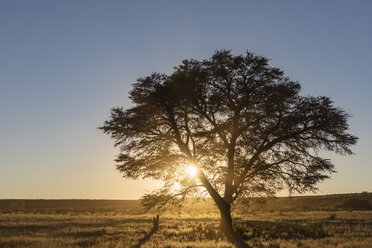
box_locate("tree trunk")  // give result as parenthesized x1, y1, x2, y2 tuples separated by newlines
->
(197, 171, 249, 247)
(219, 205, 250, 248)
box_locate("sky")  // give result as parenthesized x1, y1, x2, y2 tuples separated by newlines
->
(0, 0, 371, 199)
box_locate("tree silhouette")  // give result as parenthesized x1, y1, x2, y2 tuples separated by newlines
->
(100, 50, 357, 247)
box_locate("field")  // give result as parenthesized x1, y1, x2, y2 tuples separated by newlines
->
(0, 193, 371, 248)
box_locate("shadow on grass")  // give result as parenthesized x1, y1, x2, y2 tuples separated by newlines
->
(133, 215, 159, 248)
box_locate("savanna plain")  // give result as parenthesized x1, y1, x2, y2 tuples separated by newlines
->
(0, 193, 371, 248)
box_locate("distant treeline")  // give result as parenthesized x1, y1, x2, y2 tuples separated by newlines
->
(1, 192, 371, 213)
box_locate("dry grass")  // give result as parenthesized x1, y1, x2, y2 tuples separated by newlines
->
(0, 209, 371, 248)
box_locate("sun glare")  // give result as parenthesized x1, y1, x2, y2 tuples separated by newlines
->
(186, 165, 198, 177)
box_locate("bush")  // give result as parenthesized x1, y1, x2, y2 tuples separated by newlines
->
(328, 213, 336, 220)
(193, 223, 223, 240)
(342, 198, 372, 210)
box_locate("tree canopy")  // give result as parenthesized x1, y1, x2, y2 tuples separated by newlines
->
(100, 50, 357, 247)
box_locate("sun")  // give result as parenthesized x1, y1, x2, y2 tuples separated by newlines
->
(186, 165, 198, 177)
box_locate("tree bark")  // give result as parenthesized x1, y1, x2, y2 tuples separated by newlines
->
(219, 204, 250, 248)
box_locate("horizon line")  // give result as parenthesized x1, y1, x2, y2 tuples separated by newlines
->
(1, 191, 370, 201)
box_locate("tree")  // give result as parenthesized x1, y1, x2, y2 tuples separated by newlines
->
(100, 50, 357, 247)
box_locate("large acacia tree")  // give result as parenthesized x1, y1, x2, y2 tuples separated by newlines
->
(100, 50, 357, 248)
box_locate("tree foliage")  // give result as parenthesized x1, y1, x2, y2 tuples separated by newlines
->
(100, 50, 357, 211)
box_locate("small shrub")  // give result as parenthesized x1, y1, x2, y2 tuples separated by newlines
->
(329, 213, 336, 220)
(193, 223, 223, 240)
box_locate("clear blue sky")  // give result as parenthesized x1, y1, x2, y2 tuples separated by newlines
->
(0, 0, 371, 199)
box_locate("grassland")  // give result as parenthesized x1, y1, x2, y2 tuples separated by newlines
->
(0, 193, 371, 248)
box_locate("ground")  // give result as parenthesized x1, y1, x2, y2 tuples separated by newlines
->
(0, 207, 371, 248)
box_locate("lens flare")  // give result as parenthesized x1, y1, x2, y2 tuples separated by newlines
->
(186, 165, 198, 177)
